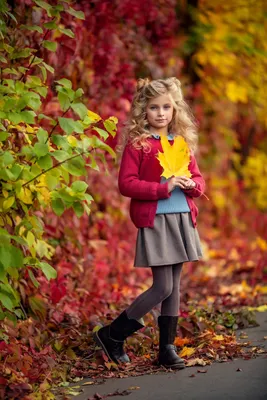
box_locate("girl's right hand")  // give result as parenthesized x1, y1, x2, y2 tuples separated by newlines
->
(167, 176, 190, 192)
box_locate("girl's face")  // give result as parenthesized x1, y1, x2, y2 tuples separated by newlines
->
(146, 93, 174, 134)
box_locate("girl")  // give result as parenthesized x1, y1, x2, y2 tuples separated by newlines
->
(94, 77, 205, 370)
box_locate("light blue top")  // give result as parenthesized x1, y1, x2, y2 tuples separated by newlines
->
(152, 133, 190, 214)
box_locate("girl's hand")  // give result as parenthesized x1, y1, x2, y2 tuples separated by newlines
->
(182, 178, 196, 190)
(168, 176, 194, 192)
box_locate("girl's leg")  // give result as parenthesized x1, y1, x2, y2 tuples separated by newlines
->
(160, 263, 183, 316)
(125, 265, 173, 321)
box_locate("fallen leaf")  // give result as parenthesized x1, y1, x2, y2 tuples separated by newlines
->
(186, 358, 207, 367)
(179, 346, 196, 358)
(82, 381, 95, 385)
(236, 368, 242, 372)
(128, 386, 140, 390)
(189, 374, 195, 377)
(197, 369, 207, 373)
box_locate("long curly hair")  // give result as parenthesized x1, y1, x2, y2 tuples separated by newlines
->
(119, 77, 198, 153)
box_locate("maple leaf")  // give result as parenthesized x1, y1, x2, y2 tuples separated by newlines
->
(156, 135, 192, 179)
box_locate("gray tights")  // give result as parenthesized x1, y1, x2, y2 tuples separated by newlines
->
(125, 263, 183, 320)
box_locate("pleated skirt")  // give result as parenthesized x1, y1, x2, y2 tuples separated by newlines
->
(134, 212, 203, 268)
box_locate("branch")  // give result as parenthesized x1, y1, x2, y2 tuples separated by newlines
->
(22, 149, 91, 187)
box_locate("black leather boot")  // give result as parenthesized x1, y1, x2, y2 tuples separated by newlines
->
(158, 315, 185, 369)
(93, 310, 144, 364)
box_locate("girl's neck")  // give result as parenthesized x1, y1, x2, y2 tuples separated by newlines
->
(148, 127, 169, 136)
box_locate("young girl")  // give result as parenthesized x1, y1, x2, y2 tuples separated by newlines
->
(94, 77, 205, 370)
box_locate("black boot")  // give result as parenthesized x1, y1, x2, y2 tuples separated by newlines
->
(93, 310, 144, 364)
(158, 315, 185, 369)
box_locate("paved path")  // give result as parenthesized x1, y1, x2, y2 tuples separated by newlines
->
(71, 312, 267, 400)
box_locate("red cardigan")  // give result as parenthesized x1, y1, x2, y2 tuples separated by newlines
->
(118, 137, 205, 229)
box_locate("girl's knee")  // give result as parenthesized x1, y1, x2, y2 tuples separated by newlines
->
(156, 285, 173, 301)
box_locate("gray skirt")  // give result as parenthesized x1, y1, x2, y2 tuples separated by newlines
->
(134, 213, 203, 268)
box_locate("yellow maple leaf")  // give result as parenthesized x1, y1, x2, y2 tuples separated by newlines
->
(179, 346, 196, 358)
(156, 135, 191, 179)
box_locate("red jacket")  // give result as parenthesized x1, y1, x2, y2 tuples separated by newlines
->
(118, 137, 205, 229)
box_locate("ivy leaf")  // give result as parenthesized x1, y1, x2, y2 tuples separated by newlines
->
(156, 135, 192, 179)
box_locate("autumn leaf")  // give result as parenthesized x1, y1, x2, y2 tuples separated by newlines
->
(179, 346, 196, 358)
(156, 135, 191, 179)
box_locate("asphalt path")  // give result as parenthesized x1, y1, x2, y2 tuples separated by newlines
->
(70, 311, 267, 400)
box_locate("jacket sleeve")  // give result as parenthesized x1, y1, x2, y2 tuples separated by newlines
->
(182, 152, 205, 198)
(118, 143, 170, 201)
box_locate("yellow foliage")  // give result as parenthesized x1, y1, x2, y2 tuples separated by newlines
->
(17, 187, 33, 204)
(179, 346, 196, 358)
(226, 81, 248, 103)
(156, 135, 191, 179)
(87, 110, 101, 122)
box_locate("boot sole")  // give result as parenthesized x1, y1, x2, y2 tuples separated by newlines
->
(159, 361, 185, 370)
(93, 330, 117, 364)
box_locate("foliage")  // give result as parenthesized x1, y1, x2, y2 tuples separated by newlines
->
(0, 0, 117, 322)
(157, 135, 191, 179)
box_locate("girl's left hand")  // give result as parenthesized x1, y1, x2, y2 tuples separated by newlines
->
(183, 178, 196, 189)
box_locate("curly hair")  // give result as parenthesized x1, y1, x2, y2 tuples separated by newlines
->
(119, 77, 198, 153)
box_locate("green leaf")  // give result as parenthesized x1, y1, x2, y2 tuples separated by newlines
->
(73, 201, 84, 217)
(93, 127, 109, 140)
(51, 134, 70, 150)
(3, 152, 14, 166)
(59, 28, 75, 38)
(0, 55, 7, 63)
(71, 181, 88, 192)
(33, 0, 51, 12)
(58, 117, 84, 135)
(33, 143, 49, 158)
(67, 7, 85, 20)
(42, 61, 54, 74)
(0, 291, 14, 311)
(28, 270, 40, 288)
(43, 40, 57, 52)
(11, 48, 33, 59)
(103, 118, 117, 137)
(71, 103, 87, 119)
(34, 86, 48, 98)
(20, 24, 43, 33)
(0, 245, 23, 269)
(58, 92, 71, 111)
(37, 128, 48, 143)
(51, 198, 65, 216)
(37, 154, 53, 169)
(56, 78, 72, 89)
(52, 150, 69, 162)
(39, 262, 57, 280)
(63, 156, 86, 176)
(44, 20, 57, 30)
(20, 110, 36, 124)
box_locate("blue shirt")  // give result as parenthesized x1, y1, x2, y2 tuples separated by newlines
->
(152, 133, 190, 215)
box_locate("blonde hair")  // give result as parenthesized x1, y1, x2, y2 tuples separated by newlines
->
(119, 77, 198, 153)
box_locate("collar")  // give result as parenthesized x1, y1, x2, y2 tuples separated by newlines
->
(152, 133, 174, 141)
